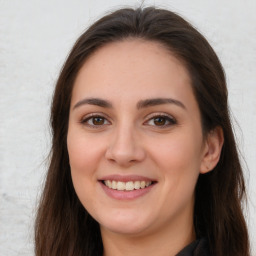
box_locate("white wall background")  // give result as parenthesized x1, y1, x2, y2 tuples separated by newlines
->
(0, 0, 255, 255)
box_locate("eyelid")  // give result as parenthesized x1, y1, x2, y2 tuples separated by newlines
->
(144, 112, 177, 126)
(79, 112, 176, 128)
(80, 112, 111, 126)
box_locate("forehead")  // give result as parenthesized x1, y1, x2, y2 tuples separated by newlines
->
(71, 39, 194, 106)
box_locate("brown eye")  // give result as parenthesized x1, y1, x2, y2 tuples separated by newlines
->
(92, 117, 105, 125)
(81, 115, 110, 127)
(153, 117, 167, 126)
(145, 114, 176, 127)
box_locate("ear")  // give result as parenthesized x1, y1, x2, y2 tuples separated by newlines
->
(200, 126, 224, 174)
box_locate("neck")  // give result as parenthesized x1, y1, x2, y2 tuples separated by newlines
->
(101, 215, 196, 256)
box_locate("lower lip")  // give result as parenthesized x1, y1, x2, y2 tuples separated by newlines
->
(99, 182, 155, 200)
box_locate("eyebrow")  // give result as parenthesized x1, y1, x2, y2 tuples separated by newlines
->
(73, 97, 186, 110)
(73, 98, 113, 109)
(137, 98, 186, 110)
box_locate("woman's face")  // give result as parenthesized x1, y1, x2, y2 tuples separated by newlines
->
(67, 40, 209, 236)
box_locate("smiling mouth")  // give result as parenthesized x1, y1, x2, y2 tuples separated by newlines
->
(102, 180, 155, 191)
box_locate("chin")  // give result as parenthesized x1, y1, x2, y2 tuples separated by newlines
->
(97, 211, 153, 236)
(101, 222, 149, 236)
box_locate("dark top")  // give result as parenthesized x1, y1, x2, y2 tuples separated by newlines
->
(176, 238, 210, 256)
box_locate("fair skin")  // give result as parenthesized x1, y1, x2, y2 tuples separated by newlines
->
(67, 40, 223, 256)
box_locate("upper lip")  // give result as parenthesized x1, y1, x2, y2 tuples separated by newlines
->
(99, 174, 156, 182)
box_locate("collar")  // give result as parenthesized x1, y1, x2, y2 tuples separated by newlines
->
(176, 238, 210, 256)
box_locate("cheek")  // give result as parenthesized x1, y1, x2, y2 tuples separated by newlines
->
(148, 132, 202, 200)
(67, 132, 104, 211)
(67, 132, 105, 174)
(67, 132, 104, 202)
(150, 132, 203, 172)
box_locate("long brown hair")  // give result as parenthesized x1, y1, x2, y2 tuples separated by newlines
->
(35, 7, 250, 256)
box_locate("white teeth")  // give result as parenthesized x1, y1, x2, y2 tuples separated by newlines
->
(105, 180, 112, 187)
(134, 181, 141, 190)
(145, 181, 151, 187)
(125, 181, 134, 191)
(117, 181, 125, 190)
(112, 180, 117, 189)
(104, 180, 152, 191)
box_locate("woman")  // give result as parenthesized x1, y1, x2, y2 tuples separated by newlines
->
(35, 6, 250, 256)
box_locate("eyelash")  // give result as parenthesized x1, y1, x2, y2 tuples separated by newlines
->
(80, 113, 176, 128)
(144, 113, 177, 128)
(80, 113, 111, 128)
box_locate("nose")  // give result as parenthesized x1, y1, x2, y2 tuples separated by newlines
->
(105, 124, 146, 167)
